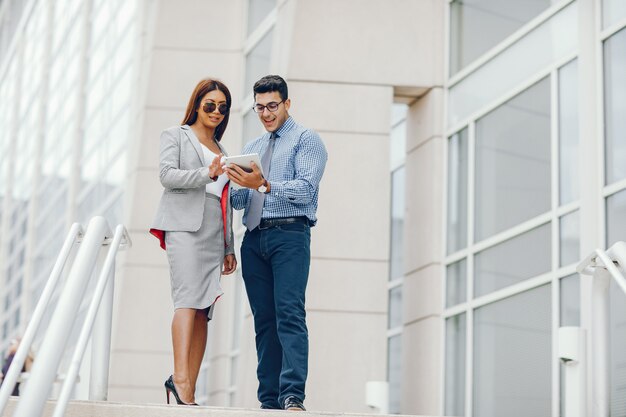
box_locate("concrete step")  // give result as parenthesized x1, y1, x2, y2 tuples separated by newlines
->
(2, 398, 431, 417)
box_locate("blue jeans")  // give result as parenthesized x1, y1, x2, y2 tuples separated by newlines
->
(241, 221, 311, 409)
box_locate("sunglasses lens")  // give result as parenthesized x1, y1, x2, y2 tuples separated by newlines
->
(203, 102, 216, 113)
(203, 102, 229, 115)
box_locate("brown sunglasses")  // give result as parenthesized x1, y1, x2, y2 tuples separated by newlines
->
(203, 102, 229, 115)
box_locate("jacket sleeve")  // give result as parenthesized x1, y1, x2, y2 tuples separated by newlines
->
(159, 128, 214, 189)
(224, 186, 235, 256)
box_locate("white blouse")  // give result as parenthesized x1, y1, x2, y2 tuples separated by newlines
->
(201, 144, 229, 197)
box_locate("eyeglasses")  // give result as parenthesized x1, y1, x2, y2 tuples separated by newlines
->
(252, 101, 283, 113)
(202, 102, 229, 115)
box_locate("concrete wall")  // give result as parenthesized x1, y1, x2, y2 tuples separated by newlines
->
(402, 88, 446, 415)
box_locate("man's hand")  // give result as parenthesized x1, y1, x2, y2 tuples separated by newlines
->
(226, 162, 266, 189)
(222, 254, 237, 275)
(209, 154, 225, 178)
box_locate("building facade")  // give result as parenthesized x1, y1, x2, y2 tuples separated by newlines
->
(0, 0, 625, 416)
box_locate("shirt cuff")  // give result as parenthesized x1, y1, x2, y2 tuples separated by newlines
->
(268, 181, 285, 199)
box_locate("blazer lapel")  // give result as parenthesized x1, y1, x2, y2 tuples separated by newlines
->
(181, 125, 205, 166)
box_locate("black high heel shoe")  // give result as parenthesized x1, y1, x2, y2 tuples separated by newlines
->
(164, 375, 198, 406)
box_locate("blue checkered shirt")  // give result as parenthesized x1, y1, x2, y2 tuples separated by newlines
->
(231, 117, 328, 226)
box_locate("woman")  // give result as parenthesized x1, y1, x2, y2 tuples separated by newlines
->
(149, 78, 237, 406)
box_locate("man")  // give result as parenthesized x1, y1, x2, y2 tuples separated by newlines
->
(226, 75, 327, 411)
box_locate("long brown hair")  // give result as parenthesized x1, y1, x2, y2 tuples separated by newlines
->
(181, 78, 232, 141)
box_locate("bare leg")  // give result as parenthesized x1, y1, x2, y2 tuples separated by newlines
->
(189, 309, 209, 394)
(172, 308, 196, 404)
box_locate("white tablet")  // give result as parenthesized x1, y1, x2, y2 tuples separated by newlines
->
(223, 153, 264, 189)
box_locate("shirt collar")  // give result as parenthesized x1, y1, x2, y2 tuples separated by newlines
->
(273, 116, 295, 138)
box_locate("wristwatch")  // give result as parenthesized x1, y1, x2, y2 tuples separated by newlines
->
(257, 179, 268, 193)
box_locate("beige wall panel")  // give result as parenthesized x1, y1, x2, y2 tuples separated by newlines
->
(124, 169, 162, 231)
(402, 317, 443, 416)
(208, 392, 229, 406)
(404, 136, 445, 274)
(207, 354, 230, 396)
(121, 232, 169, 268)
(154, 0, 244, 51)
(313, 131, 390, 261)
(231, 314, 259, 408)
(305, 310, 386, 413)
(285, 0, 444, 88)
(406, 87, 445, 153)
(307, 258, 388, 313)
(109, 351, 172, 392)
(136, 109, 188, 170)
(288, 81, 392, 134)
(209, 297, 236, 358)
(403, 263, 443, 324)
(147, 50, 242, 109)
(111, 266, 172, 352)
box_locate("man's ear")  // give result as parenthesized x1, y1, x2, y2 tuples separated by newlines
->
(284, 98, 291, 111)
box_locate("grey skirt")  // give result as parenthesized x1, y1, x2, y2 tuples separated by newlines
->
(164, 194, 224, 319)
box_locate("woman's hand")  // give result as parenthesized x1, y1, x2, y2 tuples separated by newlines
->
(222, 254, 237, 275)
(209, 154, 225, 179)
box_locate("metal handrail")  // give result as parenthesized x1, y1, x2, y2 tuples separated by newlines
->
(52, 224, 127, 417)
(577, 242, 626, 295)
(561, 240, 626, 417)
(1, 217, 131, 417)
(0, 223, 83, 415)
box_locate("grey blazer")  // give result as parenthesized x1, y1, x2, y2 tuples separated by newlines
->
(150, 125, 234, 255)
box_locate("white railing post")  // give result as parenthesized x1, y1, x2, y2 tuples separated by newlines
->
(89, 257, 115, 401)
(12, 217, 111, 417)
(576, 242, 626, 417)
(0, 223, 82, 416)
(51, 225, 128, 417)
(590, 266, 610, 417)
(559, 327, 586, 417)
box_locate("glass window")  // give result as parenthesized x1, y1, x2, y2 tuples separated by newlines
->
(445, 314, 466, 416)
(448, 3, 576, 126)
(473, 285, 551, 417)
(559, 59, 579, 205)
(604, 28, 626, 185)
(390, 167, 405, 281)
(606, 189, 626, 247)
(446, 259, 467, 307)
(447, 128, 468, 253)
(450, 0, 556, 75)
(559, 211, 580, 267)
(387, 335, 401, 414)
(245, 29, 273, 93)
(247, 0, 276, 35)
(474, 224, 551, 297)
(603, 0, 626, 29)
(475, 78, 551, 241)
(560, 274, 580, 326)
